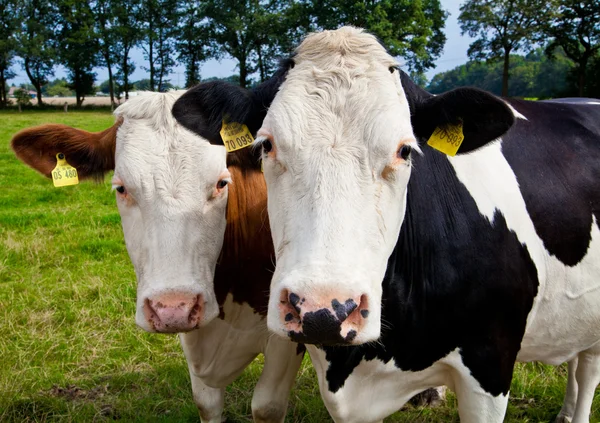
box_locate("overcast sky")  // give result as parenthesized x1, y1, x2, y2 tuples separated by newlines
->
(9, 0, 473, 87)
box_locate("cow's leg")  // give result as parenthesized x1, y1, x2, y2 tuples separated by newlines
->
(555, 358, 579, 423)
(251, 338, 304, 423)
(187, 366, 225, 423)
(452, 369, 508, 423)
(570, 347, 600, 423)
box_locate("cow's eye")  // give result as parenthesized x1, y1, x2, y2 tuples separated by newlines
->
(116, 186, 126, 194)
(398, 145, 412, 161)
(262, 140, 273, 154)
(217, 180, 228, 189)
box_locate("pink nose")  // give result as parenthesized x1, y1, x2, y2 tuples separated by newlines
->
(143, 294, 203, 333)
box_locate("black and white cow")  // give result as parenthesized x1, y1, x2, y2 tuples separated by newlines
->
(172, 27, 600, 423)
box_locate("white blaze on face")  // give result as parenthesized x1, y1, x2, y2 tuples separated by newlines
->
(261, 27, 419, 344)
(112, 92, 229, 332)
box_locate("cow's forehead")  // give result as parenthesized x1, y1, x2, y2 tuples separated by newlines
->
(113, 92, 226, 182)
(265, 28, 411, 154)
(293, 26, 397, 70)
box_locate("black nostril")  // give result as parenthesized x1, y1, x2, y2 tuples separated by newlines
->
(289, 292, 301, 314)
(360, 309, 369, 318)
(331, 298, 358, 322)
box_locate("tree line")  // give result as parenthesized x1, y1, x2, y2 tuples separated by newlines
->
(1, 0, 598, 108)
(0, 0, 447, 108)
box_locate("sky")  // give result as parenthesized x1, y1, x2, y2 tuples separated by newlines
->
(9, 0, 473, 87)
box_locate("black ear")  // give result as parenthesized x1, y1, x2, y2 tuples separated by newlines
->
(172, 81, 254, 145)
(411, 88, 515, 155)
(172, 58, 294, 145)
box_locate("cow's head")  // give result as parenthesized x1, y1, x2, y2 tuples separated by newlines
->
(12, 92, 229, 333)
(173, 27, 514, 345)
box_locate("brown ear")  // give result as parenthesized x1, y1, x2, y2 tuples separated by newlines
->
(11, 120, 121, 180)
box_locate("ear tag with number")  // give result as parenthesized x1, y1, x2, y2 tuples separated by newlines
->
(427, 121, 464, 156)
(220, 120, 254, 152)
(52, 153, 79, 187)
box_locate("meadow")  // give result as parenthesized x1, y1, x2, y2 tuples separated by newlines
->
(0, 110, 597, 422)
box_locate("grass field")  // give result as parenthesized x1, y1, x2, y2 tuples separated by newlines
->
(0, 110, 597, 422)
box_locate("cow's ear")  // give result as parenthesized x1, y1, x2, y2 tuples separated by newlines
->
(411, 88, 515, 155)
(172, 81, 255, 145)
(173, 59, 294, 144)
(11, 122, 119, 180)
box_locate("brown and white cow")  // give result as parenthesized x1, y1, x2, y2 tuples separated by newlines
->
(11, 91, 303, 423)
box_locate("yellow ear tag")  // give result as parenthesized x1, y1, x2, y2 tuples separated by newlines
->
(220, 120, 254, 152)
(52, 153, 79, 187)
(427, 122, 465, 156)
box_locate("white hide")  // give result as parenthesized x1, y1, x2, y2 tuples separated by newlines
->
(112, 92, 229, 330)
(261, 27, 420, 343)
(447, 140, 600, 365)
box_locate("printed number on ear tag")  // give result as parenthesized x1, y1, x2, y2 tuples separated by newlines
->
(427, 122, 464, 156)
(52, 153, 79, 187)
(220, 120, 254, 152)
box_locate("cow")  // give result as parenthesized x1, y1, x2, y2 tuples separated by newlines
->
(171, 27, 600, 423)
(10, 91, 304, 423)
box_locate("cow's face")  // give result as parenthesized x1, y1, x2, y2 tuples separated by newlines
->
(113, 97, 228, 333)
(171, 27, 514, 345)
(11, 92, 230, 334)
(257, 28, 418, 345)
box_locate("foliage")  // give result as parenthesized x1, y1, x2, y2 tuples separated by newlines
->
(98, 79, 118, 95)
(15, 0, 57, 106)
(13, 88, 32, 106)
(204, 0, 307, 88)
(93, 0, 120, 107)
(542, 0, 600, 96)
(140, 0, 178, 92)
(308, 0, 448, 75)
(113, 0, 142, 99)
(427, 49, 575, 98)
(459, 0, 548, 96)
(131, 78, 175, 91)
(0, 0, 18, 106)
(44, 78, 74, 97)
(56, 0, 99, 107)
(174, 0, 211, 88)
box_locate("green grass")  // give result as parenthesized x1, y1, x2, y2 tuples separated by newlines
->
(0, 110, 597, 422)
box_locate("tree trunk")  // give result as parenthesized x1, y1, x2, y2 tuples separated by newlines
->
(257, 46, 265, 82)
(148, 11, 154, 91)
(123, 49, 130, 100)
(577, 59, 588, 97)
(0, 69, 6, 106)
(502, 48, 511, 97)
(105, 52, 116, 110)
(239, 56, 247, 88)
(24, 59, 44, 106)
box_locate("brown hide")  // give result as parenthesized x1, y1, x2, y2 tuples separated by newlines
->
(10, 121, 121, 180)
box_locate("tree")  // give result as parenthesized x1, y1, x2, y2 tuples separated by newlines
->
(459, 0, 547, 96)
(427, 48, 575, 98)
(140, 0, 178, 91)
(205, 0, 306, 88)
(113, 0, 142, 99)
(542, 0, 600, 96)
(16, 0, 57, 106)
(175, 0, 211, 88)
(56, 0, 99, 107)
(14, 88, 31, 112)
(308, 0, 448, 75)
(46, 79, 74, 97)
(0, 0, 18, 107)
(94, 0, 119, 108)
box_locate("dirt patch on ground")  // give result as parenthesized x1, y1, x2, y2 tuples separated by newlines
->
(47, 384, 109, 401)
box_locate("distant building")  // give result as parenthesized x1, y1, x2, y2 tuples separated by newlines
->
(8, 87, 37, 99)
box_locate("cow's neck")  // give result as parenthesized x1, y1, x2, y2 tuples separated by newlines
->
(214, 150, 273, 317)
